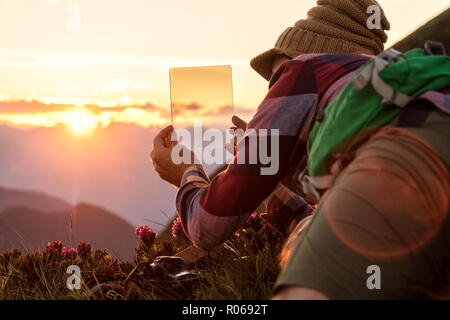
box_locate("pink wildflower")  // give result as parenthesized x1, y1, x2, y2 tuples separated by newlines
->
(77, 241, 92, 260)
(100, 258, 115, 270)
(171, 217, 184, 238)
(77, 241, 91, 253)
(43, 241, 64, 257)
(135, 225, 156, 245)
(10, 248, 22, 258)
(244, 212, 260, 230)
(62, 247, 78, 260)
(0, 251, 10, 263)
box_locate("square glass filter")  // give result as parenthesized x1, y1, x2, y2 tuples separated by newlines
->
(169, 65, 234, 174)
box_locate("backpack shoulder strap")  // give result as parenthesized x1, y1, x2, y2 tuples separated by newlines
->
(351, 49, 413, 108)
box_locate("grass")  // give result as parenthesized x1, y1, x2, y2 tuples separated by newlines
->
(0, 214, 283, 300)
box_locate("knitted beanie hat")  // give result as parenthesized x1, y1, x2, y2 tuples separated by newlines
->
(251, 0, 391, 80)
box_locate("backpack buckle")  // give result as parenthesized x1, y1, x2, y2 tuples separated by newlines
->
(379, 48, 404, 64)
(424, 41, 447, 56)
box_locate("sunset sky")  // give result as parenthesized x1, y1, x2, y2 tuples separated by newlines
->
(170, 65, 233, 127)
(0, 0, 449, 134)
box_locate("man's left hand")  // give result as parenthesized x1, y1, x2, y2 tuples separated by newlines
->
(150, 125, 199, 188)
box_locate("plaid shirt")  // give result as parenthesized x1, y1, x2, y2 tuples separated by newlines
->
(175, 53, 372, 249)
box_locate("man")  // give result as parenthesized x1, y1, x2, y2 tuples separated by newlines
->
(151, 0, 450, 299)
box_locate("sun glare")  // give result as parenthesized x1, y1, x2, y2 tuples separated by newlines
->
(62, 110, 98, 135)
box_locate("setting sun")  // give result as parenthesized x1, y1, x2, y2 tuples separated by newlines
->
(61, 109, 98, 135)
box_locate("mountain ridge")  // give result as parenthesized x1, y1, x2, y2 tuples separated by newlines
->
(0, 188, 138, 261)
(0, 185, 71, 213)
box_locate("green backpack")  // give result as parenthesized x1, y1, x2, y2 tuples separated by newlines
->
(301, 42, 450, 198)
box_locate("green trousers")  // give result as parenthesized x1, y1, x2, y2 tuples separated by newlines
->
(276, 108, 450, 299)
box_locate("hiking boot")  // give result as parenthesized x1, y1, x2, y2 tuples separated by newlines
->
(125, 256, 201, 298)
(89, 283, 126, 300)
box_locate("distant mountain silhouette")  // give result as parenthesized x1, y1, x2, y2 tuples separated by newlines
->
(0, 186, 71, 213)
(0, 122, 177, 230)
(0, 188, 137, 260)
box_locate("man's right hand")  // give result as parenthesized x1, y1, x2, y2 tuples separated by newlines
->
(231, 115, 247, 131)
(229, 115, 248, 156)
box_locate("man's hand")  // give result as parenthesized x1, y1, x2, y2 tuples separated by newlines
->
(229, 115, 248, 156)
(231, 115, 247, 131)
(150, 125, 199, 188)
